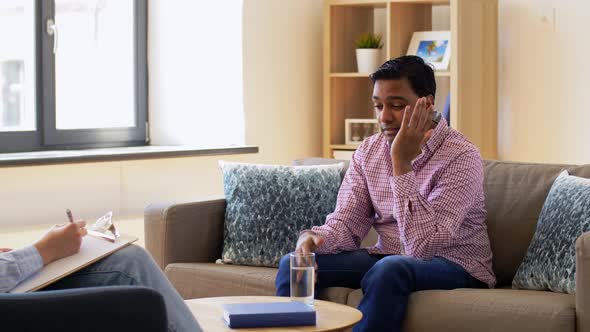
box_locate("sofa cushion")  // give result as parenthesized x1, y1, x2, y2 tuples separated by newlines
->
(317, 287, 356, 304)
(219, 161, 343, 267)
(512, 171, 590, 294)
(346, 288, 574, 332)
(292, 158, 350, 180)
(165, 263, 277, 299)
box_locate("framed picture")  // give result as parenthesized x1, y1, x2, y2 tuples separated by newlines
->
(407, 31, 451, 71)
(345, 118, 379, 146)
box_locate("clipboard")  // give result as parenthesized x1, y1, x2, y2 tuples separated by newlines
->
(9, 233, 137, 293)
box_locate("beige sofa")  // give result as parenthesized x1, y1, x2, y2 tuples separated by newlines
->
(145, 160, 590, 331)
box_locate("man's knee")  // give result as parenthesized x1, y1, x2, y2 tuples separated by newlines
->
(278, 254, 290, 274)
(362, 255, 416, 290)
(275, 253, 292, 296)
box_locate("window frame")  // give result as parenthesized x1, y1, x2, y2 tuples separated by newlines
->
(0, 0, 148, 153)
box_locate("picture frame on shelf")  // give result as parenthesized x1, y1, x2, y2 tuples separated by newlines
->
(407, 31, 451, 71)
(345, 118, 379, 146)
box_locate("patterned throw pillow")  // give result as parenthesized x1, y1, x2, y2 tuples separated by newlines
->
(512, 171, 590, 294)
(219, 161, 343, 267)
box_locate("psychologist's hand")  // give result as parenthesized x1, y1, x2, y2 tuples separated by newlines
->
(34, 221, 87, 265)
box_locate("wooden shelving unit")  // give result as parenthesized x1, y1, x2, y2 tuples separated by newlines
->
(323, 0, 498, 159)
(331, 144, 362, 150)
(330, 73, 371, 78)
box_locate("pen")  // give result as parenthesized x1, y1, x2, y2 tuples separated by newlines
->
(66, 209, 74, 223)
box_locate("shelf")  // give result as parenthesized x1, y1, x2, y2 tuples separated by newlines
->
(390, 0, 450, 4)
(331, 71, 449, 78)
(326, 0, 449, 6)
(330, 72, 371, 78)
(331, 144, 360, 150)
(327, 0, 388, 8)
(329, 71, 449, 77)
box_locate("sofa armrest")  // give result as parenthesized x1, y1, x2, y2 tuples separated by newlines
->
(576, 231, 590, 330)
(144, 197, 226, 270)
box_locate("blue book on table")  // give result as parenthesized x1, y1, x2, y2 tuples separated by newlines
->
(222, 301, 316, 328)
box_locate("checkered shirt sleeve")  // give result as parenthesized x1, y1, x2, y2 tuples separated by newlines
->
(311, 146, 374, 254)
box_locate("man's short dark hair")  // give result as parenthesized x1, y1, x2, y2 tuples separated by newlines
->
(369, 55, 436, 97)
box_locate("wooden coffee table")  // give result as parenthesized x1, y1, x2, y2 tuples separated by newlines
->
(185, 296, 362, 331)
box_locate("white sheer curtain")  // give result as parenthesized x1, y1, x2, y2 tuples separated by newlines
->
(149, 0, 245, 147)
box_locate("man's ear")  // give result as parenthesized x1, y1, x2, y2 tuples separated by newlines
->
(427, 95, 435, 106)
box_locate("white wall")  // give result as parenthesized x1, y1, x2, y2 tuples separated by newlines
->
(498, 0, 590, 164)
(242, 0, 323, 163)
(0, 0, 323, 228)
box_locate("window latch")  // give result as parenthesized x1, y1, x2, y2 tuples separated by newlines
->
(46, 19, 58, 54)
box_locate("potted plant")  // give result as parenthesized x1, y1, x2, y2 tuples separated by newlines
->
(355, 33, 383, 73)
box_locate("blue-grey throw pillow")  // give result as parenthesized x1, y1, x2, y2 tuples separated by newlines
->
(512, 171, 590, 294)
(219, 161, 343, 267)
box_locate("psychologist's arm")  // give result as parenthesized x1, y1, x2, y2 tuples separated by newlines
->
(0, 246, 44, 292)
(0, 221, 87, 292)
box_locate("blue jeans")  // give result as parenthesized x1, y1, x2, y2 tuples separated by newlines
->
(42, 245, 201, 332)
(276, 250, 485, 332)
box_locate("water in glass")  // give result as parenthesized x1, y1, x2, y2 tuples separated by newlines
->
(290, 250, 315, 306)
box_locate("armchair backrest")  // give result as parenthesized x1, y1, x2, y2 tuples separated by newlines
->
(0, 286, 168, 331)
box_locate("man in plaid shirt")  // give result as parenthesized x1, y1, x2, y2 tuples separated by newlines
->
(276, 56, 495, 332)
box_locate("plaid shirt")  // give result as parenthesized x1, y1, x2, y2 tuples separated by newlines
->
(311, 119, 496, 287)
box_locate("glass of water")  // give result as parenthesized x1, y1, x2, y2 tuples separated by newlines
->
(290, 252, 315, 306)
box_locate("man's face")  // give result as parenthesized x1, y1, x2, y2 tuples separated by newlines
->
(372, 78, 428, 144)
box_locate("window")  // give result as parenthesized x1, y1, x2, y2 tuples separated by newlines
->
(0, 0, 147, 153)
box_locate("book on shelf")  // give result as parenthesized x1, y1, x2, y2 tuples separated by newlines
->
(222, 301, 316, 328)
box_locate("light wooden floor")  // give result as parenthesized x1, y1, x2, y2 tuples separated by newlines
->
(0, 216, 145, 249)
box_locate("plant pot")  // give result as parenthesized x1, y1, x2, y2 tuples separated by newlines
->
(356, 48, 381, 73)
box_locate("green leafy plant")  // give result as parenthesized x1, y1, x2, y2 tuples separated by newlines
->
(355, 33, 383, 49)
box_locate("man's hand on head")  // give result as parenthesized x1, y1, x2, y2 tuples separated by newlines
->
(391, 97, 434, 176)
(34, 221, 87, 265)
